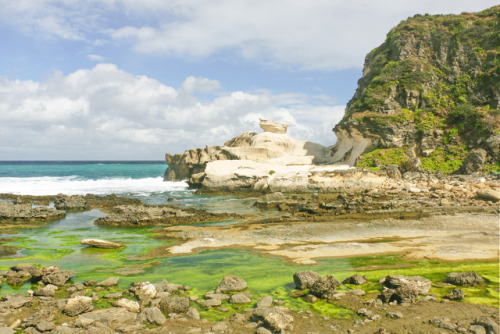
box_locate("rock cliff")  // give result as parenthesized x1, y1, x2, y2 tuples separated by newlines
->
(332, 6, 500, 174)
(164, 119, 334, 181)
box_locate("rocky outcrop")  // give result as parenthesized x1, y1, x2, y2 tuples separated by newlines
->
(0, 201, 65, 224)
(164, 121, 334, 182)
(80, 239, 124, 249)
(259, 118, 289, 134)
(331, 6, 500, 173)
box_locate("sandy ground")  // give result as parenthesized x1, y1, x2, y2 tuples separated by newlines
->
(156, 213, 499, 264)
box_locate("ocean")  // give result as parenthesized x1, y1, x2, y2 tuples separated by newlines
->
(0, 160, 189, 198)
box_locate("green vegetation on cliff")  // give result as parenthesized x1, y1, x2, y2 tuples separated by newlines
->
(335, 6, 500, 174)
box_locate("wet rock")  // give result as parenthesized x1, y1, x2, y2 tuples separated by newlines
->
(63, 296, 93, 317)
(4, 270, 31, 286)
(159, 295, 190, 314)
(229, 293, 252, 304)
(304, 294, 317, 303)
(381, 275, 431, 295)
(80, 239, 124, 249)
(342, 274, 367, 285)
(112, 298, 140, 313)
(97, 277, 119, 287)
(293, 271, 321, 289)
(143, 306, 166, 325)
(310, 275, 341, 299)
(215, 275, 247, 293)
(445, 272, 484, 286)
(474, 317, 500, 334)
(445, 288, 465, 301)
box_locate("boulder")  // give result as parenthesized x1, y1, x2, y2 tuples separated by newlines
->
(77, 308, 138, 329)
(80, 239, 124, 249)
(229, 293, 252, 304)
(256, 296, 273, 308)
(458, 149, 487, 174)
(186, 307, 200, 320)
(445, 272, 484, 286)
(40, 266, 75, 287)
(252, 306, 293, 332)
(476, 189, 500, 202)
(445, 288, 465, 301)
(97, 277, 120, 287)
(293, 271, 321, 289)
(381, 275, 431, 295)
(63, 296, 93, 317)
(112, 298, 140, 313)
(310, 275, 341, 299)
(130, 281, 157, 298)
(215, 275, 247, 293)
(0, 201, 65, 223)
(342, 274, 367, 285)
(391, 285, 419, 304)
(159, 295, 190, 314)
(54, 195, 87, 210)
(474, 317, 500, 334)
(34, 285, 57, 297)
(143, 307, 166, 325)
(259, 118, 289, 134)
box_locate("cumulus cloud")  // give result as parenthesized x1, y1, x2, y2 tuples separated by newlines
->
(2, 0, 498, 70)
(0, 64, 343, 159)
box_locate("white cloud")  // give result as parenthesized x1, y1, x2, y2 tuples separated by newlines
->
(0, 64, 343, 159)
(88, 54, 106, 62)
(2, 0, 498, 70)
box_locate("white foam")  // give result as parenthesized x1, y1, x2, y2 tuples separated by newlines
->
(0, 176, 188, 196)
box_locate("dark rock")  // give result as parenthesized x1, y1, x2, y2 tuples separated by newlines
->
(445, 272, 484, 286)
(293, 271, 321, 289)
(378, 288, 395, 303)
(215, 275, 247, 293)
(445, 288, 464, 301)
(342, 274, 367, 285)
(54, 195, 87, 211)
(310, 275, 341, 299)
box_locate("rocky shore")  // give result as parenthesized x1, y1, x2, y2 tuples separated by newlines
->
(0, 265, 498, 334)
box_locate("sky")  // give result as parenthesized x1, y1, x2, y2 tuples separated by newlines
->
(0, 0, 498, 160)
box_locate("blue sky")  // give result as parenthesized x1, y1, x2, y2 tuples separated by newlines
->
(0, 0, 498, 160)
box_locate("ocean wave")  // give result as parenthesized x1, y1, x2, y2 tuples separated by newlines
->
(0, 176, 188, 196)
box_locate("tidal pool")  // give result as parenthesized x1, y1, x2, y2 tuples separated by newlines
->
(0, 207, 498, 319)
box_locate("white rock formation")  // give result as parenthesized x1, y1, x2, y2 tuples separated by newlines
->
(259, 118, 289, 134)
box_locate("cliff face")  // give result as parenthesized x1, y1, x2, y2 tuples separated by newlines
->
(332, 6, 500, 174)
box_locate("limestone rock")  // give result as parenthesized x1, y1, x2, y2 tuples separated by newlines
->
(80, 239, 124, 249)
(293, 271, 321, 289)
(143, 307, 166, 325)
(229, 293, 252, 304)
(477, 189, 500, 202)
(445, 288, 464, 301)
(259, 118, 288, 134)
(310, 275, 341, 299)
(97, 277, 119, 287)
(252, 307, 293, 332)
(342, 274, 368, 285)
(474, 317, 500, 334)
(112, 298, 140, 313)
(40, 266, 75, 287)
(458, 149, 487, 174)
(215, 275, 247, 293)
(256, 296, 273, 308)
(186, 307, 200, 320)
(130, 281, 157, 298)
(159, 295, 190, 314)
(381, 275, 431, 295)
(0, 201, 65, 223)
(54, 195, 87, 211)
(63, 296, 93, 317)
(446, 272, 484, 286)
